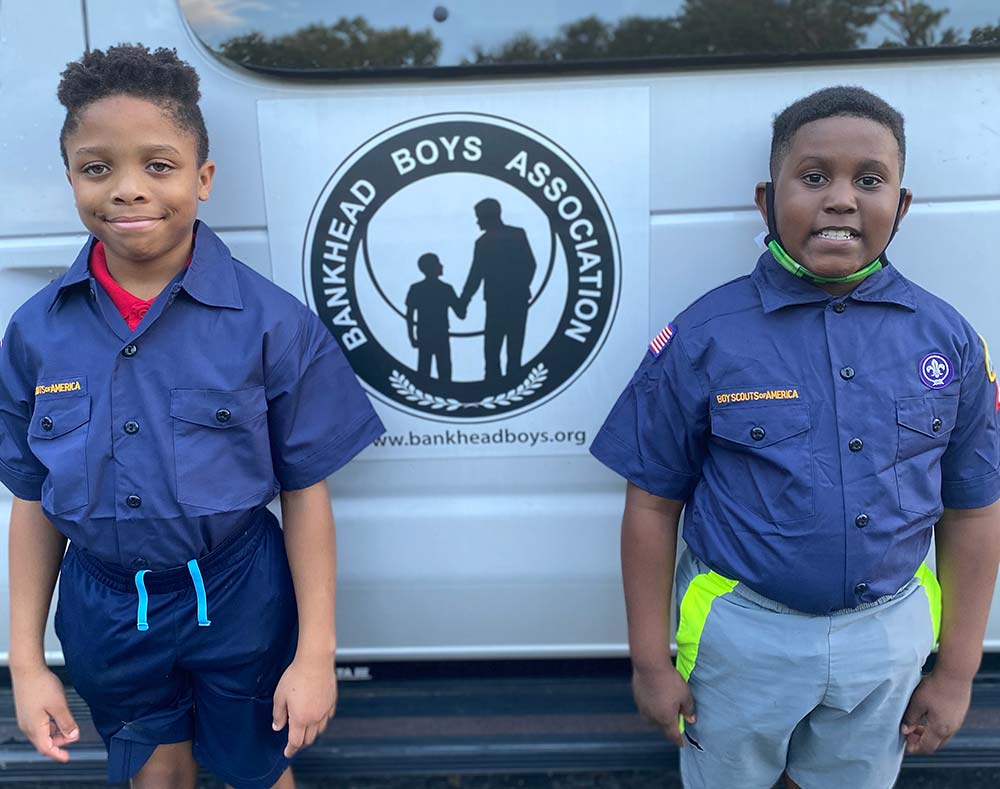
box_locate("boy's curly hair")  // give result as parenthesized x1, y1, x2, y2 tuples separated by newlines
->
(57, 44, 209, 166)
(770, 86, 905, 180)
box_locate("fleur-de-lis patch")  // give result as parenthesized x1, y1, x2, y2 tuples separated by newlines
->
(918, 352, 954, 389)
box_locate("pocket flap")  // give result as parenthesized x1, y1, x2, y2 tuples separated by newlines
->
(896, 396, 957, 438)
(170, 387, 267, 429)
(711, 404, 810, 448)
(28, 395, 91, 439)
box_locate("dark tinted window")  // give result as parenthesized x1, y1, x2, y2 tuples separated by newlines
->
(180, 1, 1000, 75)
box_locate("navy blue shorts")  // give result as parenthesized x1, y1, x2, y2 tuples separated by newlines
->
(55, 509, 298, 788)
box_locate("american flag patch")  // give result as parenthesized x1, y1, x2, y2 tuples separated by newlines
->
(649, 323, 676, 357)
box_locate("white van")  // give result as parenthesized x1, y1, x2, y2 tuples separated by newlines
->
(2, 0, 999, 777)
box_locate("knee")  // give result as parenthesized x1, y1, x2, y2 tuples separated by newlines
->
(132, 752, 198, 789)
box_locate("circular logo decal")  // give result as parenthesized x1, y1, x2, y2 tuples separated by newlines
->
(919, 352, 954, 389)
(303, 113, 621, 422)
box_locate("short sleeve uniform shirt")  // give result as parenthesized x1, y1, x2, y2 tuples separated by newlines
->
(591, 252, 1000, 613)
(0, 222, 384, 569)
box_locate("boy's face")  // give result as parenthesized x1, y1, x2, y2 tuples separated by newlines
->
(755, 115, 911, 284)
(64, 94, 214, 267)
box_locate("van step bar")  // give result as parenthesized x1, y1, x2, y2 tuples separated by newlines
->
(1, 659, 999, 781)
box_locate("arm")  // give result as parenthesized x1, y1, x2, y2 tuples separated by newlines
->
(450, 286, 466, 320)
(9, 496, 79, 762)
(621, 483, 694, 746)
(459, 248, 483, 307)
(519, 228, 536, 286)
(902, 500, 1000, 753)
(272, 479, 338, 758)
(406, 303, 418, 347)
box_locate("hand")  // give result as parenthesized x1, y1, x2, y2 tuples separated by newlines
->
(12, 665, 79, 762)
(632, 663, 696, 747)
(272, 654, 337, 758)
(901, 670, 973, 754)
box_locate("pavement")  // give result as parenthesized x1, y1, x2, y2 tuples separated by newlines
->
(11, 766, 1000, 788)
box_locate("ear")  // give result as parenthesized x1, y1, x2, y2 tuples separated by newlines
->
(65, 168, 73, 186)
(197, 160, 216, 202)
(896, 187, 913, 224)
(754, 182, 769, 225)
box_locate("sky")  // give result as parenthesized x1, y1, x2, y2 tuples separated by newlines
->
(180, 0, 1000, 64)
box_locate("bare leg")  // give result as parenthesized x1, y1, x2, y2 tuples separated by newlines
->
(130, 741, 198, 789)
(226, 766, 294, 789)
(782, 772, 801, 789)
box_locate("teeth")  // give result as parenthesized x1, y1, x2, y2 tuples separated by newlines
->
(817, 229, 856, 240)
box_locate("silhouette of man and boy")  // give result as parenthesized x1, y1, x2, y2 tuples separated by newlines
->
(405, 198, 536, 384)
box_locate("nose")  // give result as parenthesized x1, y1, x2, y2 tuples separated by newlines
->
(823, 178, 857, 213)
(110, 167, 148, 204)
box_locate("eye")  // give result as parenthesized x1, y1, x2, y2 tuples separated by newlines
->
(801, 172, 827, 186)
(856, 175, 884, 188)
(147, 161, 173, 173)
(82, 163, 109, 176)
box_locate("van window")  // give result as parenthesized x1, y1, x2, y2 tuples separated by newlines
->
(180, 1, 1000, 77)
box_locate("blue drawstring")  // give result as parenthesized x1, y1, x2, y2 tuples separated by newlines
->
(134, 570, 150, 631)
(186, 559, 212, 627)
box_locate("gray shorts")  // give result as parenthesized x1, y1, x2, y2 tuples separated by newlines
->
(675, 550, 939, 789)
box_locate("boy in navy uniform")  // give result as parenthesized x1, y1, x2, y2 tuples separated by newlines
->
(0, 45, 383, 788)
(591, 87, 1000, 787)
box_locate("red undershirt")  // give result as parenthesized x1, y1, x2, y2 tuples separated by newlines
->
(89, 241, 190, 331)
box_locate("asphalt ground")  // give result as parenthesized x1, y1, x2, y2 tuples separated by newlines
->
(13, 767, 1000, 788)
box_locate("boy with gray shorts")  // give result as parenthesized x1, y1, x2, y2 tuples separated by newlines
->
(590, 86, 1000, 787)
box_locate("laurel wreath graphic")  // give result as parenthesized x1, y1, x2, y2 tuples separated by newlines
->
(389, 364, 549, 411)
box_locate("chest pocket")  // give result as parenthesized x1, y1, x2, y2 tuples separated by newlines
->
(27, 395, 91, 514)
(895, 395, 958, 515)
(709, 403, 814, 523)
(170, 387, 274, 512)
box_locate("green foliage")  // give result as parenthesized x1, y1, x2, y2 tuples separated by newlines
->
(970, 22, 1000, 46)
(215, 4, 999, 72)
(218, 17, 439, 70)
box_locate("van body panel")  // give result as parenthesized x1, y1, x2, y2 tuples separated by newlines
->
(2, 0, 999, 662)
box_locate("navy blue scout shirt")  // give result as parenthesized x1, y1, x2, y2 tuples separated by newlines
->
(591, 251, 1000, 613)
(0, 222, 384, 569)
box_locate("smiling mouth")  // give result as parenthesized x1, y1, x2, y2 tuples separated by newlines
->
(104, 217, 163, 230)
(814, 229, 859, 241)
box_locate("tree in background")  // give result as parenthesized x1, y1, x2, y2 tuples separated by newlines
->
(215, 4, 1000, 71)
(879, 0, 961, 47)
(219, 17, 439, 70)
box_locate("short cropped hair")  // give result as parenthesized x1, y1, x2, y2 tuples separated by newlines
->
(770, 86, 905, 179)
(57, 44, 209, 166)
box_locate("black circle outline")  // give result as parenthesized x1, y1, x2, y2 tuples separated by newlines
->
(302, 111, 623, 424)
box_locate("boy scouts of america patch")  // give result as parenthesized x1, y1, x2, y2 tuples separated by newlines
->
(649, 323, 676, 357)
(919, 352, 954, 389)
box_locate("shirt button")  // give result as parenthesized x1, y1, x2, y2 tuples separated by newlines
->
(848, 437, 864, 452)
(123, 344, 138, 358)
(124, 420, 140, 435)
(931, 418, 943, 433)
(126, 494, 142, 509)
(832, 302, 847, 313)
(216, 408, 232, 424)
(840, 366, 855, 380)
(854, 582, 869, 595)
(132, 557, 148, 569)
(39, 416, 54, 431)
(855, 513, 870, 528)
(750, 426, 765, 441)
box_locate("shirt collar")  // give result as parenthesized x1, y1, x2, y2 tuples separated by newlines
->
(179, 221, 243, 309)
(751, 250, 916, 314)
(49, 221, 243, 312)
